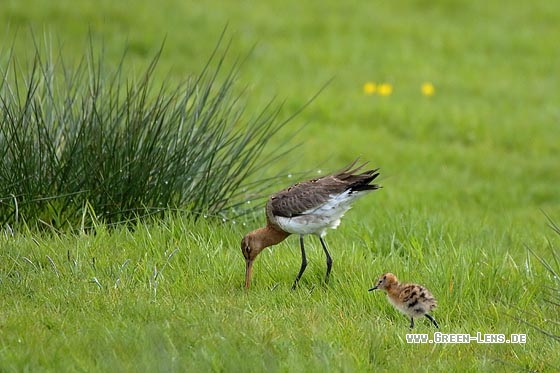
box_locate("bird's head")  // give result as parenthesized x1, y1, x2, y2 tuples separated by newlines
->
(241, 226, 290, 289)
(369, 272, 398, 292)
(241, 231, 265, 289)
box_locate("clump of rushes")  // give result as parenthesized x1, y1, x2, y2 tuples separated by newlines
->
(0, 34, 299, 231)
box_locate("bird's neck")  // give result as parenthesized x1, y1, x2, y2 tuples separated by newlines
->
(385, 282, 401, 297)
(253, 225, 290, 251)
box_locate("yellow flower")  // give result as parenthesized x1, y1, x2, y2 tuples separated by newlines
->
(421, 82, 435, 96)
(363, 82, 376, 95)
(377, 83, 393, 96)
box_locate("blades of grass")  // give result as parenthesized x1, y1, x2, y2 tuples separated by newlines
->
(0, 31, 308, 230)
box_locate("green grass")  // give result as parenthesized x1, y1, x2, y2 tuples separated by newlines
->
(2, 215, 558, 371)
(1, 0, 560, 371)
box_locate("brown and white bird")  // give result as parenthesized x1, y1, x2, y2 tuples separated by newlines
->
(241, 160, 381, 289)
(369, 273, 439, 329)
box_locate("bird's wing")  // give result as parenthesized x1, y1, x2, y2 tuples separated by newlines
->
(268, 177, 348, 218)
(399, 285, 415, 303)
(268, 161, 380, 218)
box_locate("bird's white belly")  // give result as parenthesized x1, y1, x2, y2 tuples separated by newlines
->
(275, 190, 362, 236)
(275, 214, 342, 236)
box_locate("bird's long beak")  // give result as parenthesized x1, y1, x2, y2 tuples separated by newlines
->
(368, 285, 378, 291)
(245, 259, 253, 289)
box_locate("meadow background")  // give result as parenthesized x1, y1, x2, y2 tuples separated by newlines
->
(1, 0, 559, 371)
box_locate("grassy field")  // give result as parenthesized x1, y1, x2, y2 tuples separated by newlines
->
(1, 0, 560, 371)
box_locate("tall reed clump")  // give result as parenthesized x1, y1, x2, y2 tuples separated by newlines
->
(0, 35, 297, 231)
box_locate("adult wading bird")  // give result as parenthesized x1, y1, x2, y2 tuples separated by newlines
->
(241, 160, 381, 289)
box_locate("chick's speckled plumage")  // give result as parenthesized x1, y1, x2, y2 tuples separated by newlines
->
(369, 273, 439, 329)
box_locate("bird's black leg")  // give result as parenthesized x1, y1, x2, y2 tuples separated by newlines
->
(319, 237, 333, 283)
(425, 314, 439, 328)
(409, 317, 415, 329)
(292, 235, 308, 289)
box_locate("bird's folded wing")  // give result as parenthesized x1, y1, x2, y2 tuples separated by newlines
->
(269, 179, 347, 218)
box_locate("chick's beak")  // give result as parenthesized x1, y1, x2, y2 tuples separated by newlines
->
(245, 259, 253, 289)
(368, 285, 378, 292)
